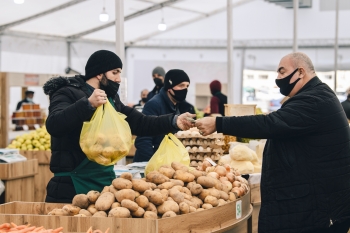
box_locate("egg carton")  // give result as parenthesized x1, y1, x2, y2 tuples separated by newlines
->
(189, 153, 222, 161)
(181, 138, 225, 147)
(176, 130, 224, 139)
(186, 146, 212, 153)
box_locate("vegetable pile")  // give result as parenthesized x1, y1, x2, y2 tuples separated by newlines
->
(0, 222, 63, 233)
(47, 161, 248, 219)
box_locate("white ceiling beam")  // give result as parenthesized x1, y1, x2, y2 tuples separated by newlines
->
(126, 0, 254, 45)
(0, 0, 88, 32)
(67, 0, 183, 40)
(136, 0, 208, 15)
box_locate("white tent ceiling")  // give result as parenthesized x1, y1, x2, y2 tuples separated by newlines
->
(1, 0, 350, 48)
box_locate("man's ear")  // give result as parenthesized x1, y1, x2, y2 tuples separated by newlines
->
(96, 74, 103, 81)
(299, 67, 306, 79)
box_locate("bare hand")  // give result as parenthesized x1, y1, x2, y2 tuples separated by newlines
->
(195, 117, 217, 136)
(88, 89, 107, 108)
(177, 112, 196, 130)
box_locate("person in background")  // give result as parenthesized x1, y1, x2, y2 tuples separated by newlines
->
(209, 80, 227, 116)
(43, 50, 194, 203)
(16, 90, 35, 110)
(134, 69, 191, 162)
(147, 66, 165, 101)
(133, 89, 149, 108)
(341, 93, 350, 121)
(196, 52, 350, 233)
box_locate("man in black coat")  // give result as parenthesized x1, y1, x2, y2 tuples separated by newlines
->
(43, 50, 195, 203)
(196, 52, 350, 233)
(147, 66, 165, 101)
(16, 90, 34, 110)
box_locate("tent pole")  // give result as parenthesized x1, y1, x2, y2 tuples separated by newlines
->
(227, 0, 233, 104)
(334, 0, 339, 92)
(293, 0, 298, 52)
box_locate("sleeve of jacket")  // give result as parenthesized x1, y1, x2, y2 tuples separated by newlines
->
(46, 88, 95, 137)
(216, 96, 319, 139)
(134, 102, 160, 161)
(118, 99, 178, 137)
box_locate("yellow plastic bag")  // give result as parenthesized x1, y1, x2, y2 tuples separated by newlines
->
(80, 101, 132, 166)
(145, 133, 190, 175)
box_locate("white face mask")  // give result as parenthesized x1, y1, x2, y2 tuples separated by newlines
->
(27, 98, 33, 102)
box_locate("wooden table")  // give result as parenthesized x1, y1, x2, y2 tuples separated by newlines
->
(0, 159, 38, 203)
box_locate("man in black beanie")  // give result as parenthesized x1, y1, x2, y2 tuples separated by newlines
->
(147, 66, 166, 101)
(134, 69, 192, 162)
(42, 51, 195, 203)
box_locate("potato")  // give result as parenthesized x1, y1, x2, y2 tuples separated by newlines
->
(143, 211, 157, 219)
(121, 199, 139, 212)
(92, 211, 107, 217)
(179, 202, 190, 214)
(108, 207, 130, 218)
(48, 208, 69, 216)
(146, 171, 169, 184)
(160, 189, 169, 201)
(222, 181, 233, 191)
(158, 182, 174, 190)
(62, 205, 81, 216)
(157, 200, 179, 215)
(182, 187, 191, 196)
(229, 192, 237, 201)
(72, 194, 89, 209)
(79, 209, 92, 216)
(202, 203, 213, 209)
(214, 182, 224, 191)
(196, 208, 205, 211)
(169, 188, 184, 204)
(197, 176, 217, 188)
(173, 170, 195, 183)
(189, 206, 196, 213)
(208, 188, 221, 199)
(132, 179, 151, 193)
(162, 211, 177, 218)
(109, 185, 118, 196)
(87, 204, 98, 215)
(218, 199, 227, 206)
(135, 191, 141, 198)
(172, 185, 183, 192)
(219, 191, 229, 201)
(190, 184, 203, 196)
(87, 190, 100, 204)
(169, 179, 184, 187)
(183, 199, 197, 209)
(154, 188, 161, 192)
(159, 166, 175, 179)
(148, 182, 157, 190)
(74, 214, 87, 217)
(204, 195, 219, 207)
(188, 169, 204, 179)
(214, 166, 227, 177)
(95, 192, 115, 211)
(101, 186, 110, 193)
(131, 207, 145, 218)
(190, 197, 203, 208)
(120, 172, 133, 181)
(167, 197, 174, 201)
(135, 195, 149, 208)
(144, 190, 164, 205)
(198, 189, 210, 201)
(112, 178, 133, 190)
(111, 202, 121, 209)
(186, 182, 196, 190)
(171, 162, 188, 172)
(145, 202, 157, 214)
(115, 189, 136, 203)
(184, 194, 192, 200)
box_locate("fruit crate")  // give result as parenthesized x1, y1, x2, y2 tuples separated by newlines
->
(0, 190, 252, 233)
(0, 159, 38, 203)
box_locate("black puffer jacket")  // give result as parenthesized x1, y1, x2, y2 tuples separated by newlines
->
(43, 75, 178, 203)
(216, 77, 350, 233)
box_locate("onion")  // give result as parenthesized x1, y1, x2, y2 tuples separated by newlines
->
(232, 181, 241, 187)
(231, 187, 242, 197)
(207, 172, 219, 179)
(214, 166, 227, 177)
(223, 164, 231, 172)
(202, 160, 211, 171)
(226, 173, 235, 183)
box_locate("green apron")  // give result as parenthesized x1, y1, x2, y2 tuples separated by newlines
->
(54, 158, 116, 194)
(54, 97, 117, 194)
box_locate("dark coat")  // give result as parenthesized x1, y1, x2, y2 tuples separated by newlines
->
(178, 100, 196, 118)
(43, 75, 178, 203)
(216, 77, 350, 233)
(146, 85, 161, 101)
(341, 99, 350, 120)
(134, 88, 179, 162)
(210, 92, 227, 116)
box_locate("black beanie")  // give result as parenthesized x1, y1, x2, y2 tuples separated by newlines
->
(164, 69, 190, 90)
(84, 50, 123, 80)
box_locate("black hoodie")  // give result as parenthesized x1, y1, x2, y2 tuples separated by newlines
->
(43, 75, 178, 203)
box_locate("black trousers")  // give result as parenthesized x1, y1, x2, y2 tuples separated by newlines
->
(304, 220, 350, 233)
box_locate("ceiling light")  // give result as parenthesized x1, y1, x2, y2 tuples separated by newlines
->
(14, 0, 24, 4)
(158, 19, 167, 31)
(99, 7, 109, 22)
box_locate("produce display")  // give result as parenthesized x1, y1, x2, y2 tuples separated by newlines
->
(219, 144, 261, 174)
(0, 222, 63, 233)
(175, 128, 225, 167)
(47, 162, 249, 219)
(6, 126, 50, 151)
(222, 135, 237, 154)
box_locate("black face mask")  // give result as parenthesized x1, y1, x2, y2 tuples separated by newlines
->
(275, 68, 301, 96)
(153, 78, 163, 87)
(141, 97, 148, 103)
(100, 74, 120, 98)
(170, 88, 188, 102)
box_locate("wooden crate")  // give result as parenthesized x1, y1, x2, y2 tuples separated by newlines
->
(249, 183, 261, 233)
(224, 104, 256, 117)
(20, 151, 53, 202)
(0, 159, 38, 203)
(250, 184, 261, 204)
(0, 191, 252, 233)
